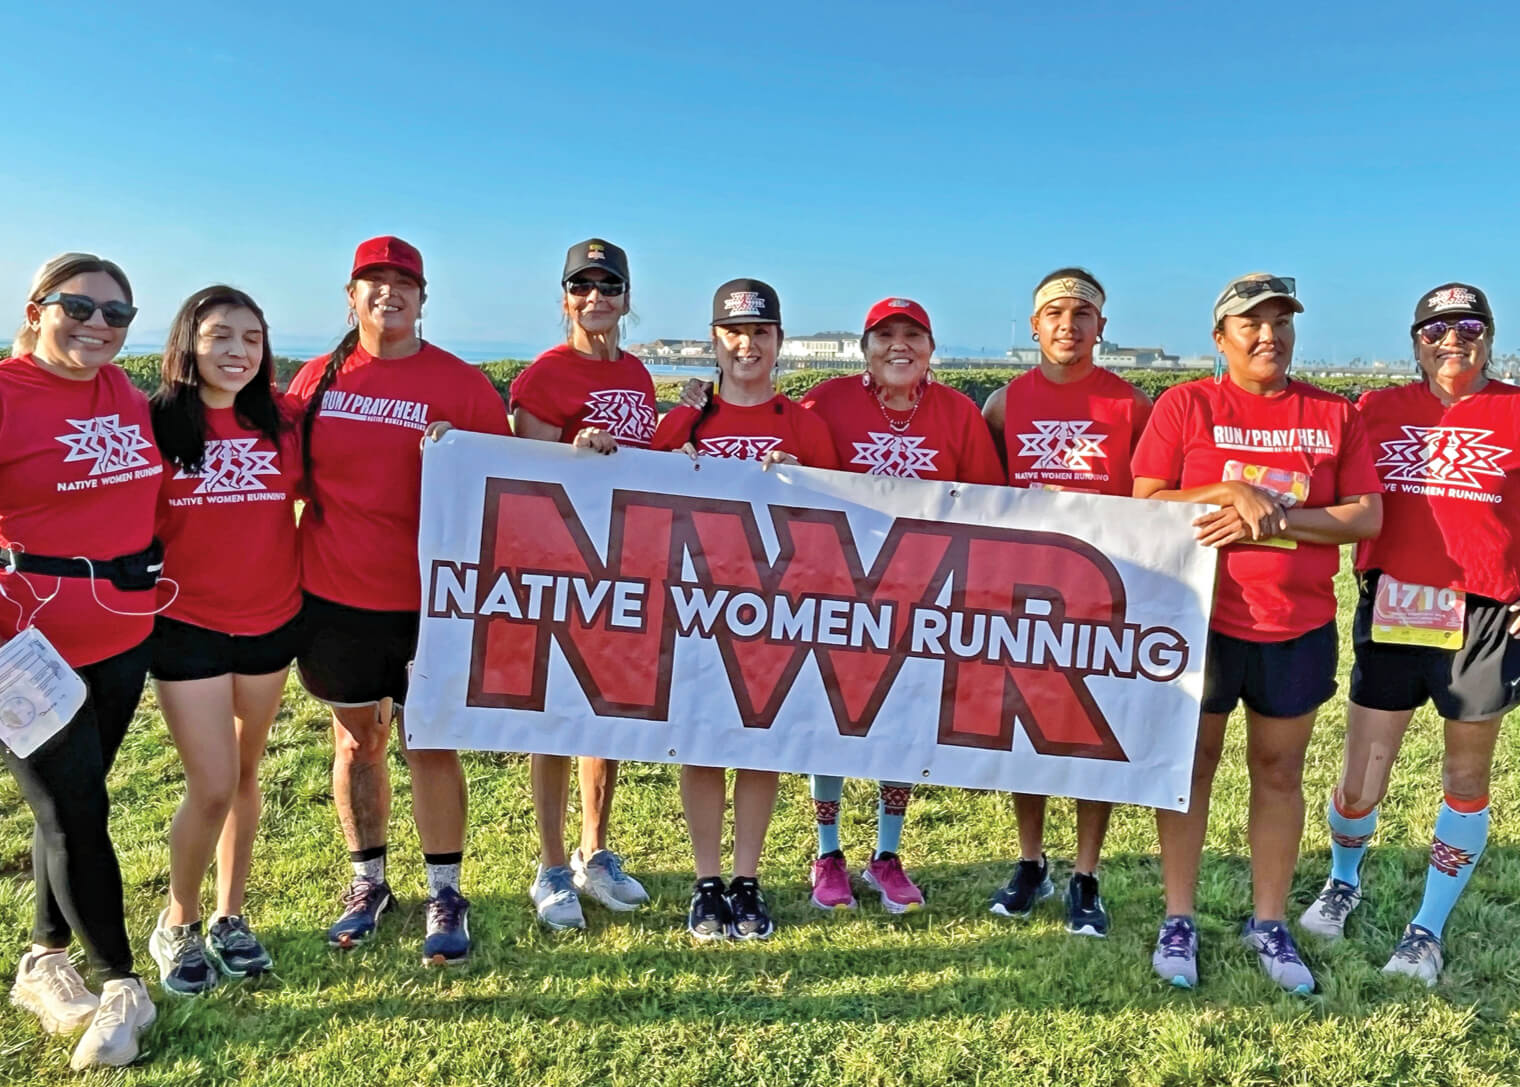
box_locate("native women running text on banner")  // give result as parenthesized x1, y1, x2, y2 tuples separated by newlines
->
(406, 432, 1218, 811)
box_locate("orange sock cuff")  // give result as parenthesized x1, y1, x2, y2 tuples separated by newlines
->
(1444, 793, 1490, 815)
(1332, 792, 1377, 820)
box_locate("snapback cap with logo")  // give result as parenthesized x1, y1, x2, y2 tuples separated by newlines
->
(351, 236, 425, 287)
(711, 279, 781, 326)
(1412, 283, 1492, 333)
(863, 297, 932, 337)
(563, 238, 630, 284)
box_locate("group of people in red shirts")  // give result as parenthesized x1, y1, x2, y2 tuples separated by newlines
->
(0, 235, 1513, 1069)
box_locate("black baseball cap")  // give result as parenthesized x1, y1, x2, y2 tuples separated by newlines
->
(563, 238, 629, 284)
(711, 278, 781, 326)
(1412, 283, 1493, 334)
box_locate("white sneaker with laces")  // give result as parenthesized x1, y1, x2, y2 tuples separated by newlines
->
(70, 976, 156, 1070)
(1299, 877, 1363, 940)
(571, 848, 649, 911)
(10, 949, 98, 1034)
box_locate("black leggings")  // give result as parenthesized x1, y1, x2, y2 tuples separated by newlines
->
(1, 641, 149, 980)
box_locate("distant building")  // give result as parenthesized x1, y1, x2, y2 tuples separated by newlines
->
(779, 332, 865, 363)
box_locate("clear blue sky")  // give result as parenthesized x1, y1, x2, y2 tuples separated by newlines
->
(5, 1, 1519, 362)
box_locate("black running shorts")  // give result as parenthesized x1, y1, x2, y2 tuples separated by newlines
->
(1201, 619, 1338, 719)
(1349, 569, 1520, 722)
(150, 611, 308, 683)
(295, 592, 421, 707)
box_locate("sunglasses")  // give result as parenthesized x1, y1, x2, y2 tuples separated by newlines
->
(36, 292, 137, 328)
(564, 277, 627, 298)
(1417, 318, 1488, 345)
(1225, 276, 1296, 302)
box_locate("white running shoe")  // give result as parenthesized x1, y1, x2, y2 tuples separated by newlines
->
(531, 865, 587, 931)
(70, 976, 156, 1070)
(1383, 924, 1443, 987)
(571, 848, 649, 911)
(1299, 877, 1363, 940)
(10, 949, 98, 1034)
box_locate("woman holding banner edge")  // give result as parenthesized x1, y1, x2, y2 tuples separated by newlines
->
(510, 238, 657, 930)
(1300, 283, 1520, 986)
(799, 296, 1004, 912)
(289, 236, 511, 966)
(652, 278, 840, 941)
(1131, 273, 1381, 993)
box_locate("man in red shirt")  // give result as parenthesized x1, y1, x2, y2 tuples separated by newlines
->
(982, 267, 1151, 938)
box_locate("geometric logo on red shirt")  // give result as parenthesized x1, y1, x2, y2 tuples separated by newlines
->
(54, 415, 153, 476)
(1375, 425, 1509, 490)
(697, 435, 782, 460)
(1016, 419, 1109, 471)
(850, 432, 940, 477)
(1429, 835, 1477, 877)
(583, 389, 656, 444)
(175, 438, 281, 494)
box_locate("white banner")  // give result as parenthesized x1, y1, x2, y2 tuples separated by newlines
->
(407, 432, 1217, 811)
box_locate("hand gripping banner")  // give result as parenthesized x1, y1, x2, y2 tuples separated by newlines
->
(407, 432, 1218, 811)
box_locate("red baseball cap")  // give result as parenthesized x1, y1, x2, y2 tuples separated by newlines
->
(351, 236, 425, 287)
(863, 297, 932, 337)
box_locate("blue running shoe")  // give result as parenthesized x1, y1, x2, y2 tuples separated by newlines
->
(990, 855, 1054, 918)
(327, 876, 393, 949)
(1242, 918, 1315, 994)
(422, 886, 471, 966)
(1152, 915, 1199, 988)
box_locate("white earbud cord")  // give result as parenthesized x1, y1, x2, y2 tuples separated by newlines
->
(71, 554, 179, 617)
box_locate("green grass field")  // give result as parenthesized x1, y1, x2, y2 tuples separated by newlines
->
(2, 565, 1517, 1086)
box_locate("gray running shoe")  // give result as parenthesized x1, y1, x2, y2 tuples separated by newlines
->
(1241, 918, 1315, 994)
(1383, 923, 1443, 987)
(1152, 915, 1199, 988)
(572, 848, 649, 911)
(1299, 878, 1362, 940)
(531, 864, 586, 931)
(207, 915, 272, 977)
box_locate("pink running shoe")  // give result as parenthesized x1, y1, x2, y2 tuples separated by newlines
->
(810, 851, 857, 910)
(862, 852, 924, 913)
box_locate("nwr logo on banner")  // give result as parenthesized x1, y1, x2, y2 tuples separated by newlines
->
(426, 481, 1191, 762)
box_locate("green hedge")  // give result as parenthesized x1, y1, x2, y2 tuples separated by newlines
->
(98, 353, 1413, 408)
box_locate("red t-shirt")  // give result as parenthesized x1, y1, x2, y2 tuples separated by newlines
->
(1132, 377, 1380, 641)
(0, 355, 163, 666)
(287, 342, 511, 612)
(1355, 379, 1520, 601)
(999, 366, 1152, 496)
(156, 401, 303, 634)
(510, 345, 657, 447)
(652, 394, 842, 468)
(799, 376, 1004, 484)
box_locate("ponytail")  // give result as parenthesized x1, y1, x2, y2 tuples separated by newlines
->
(301, 328, 360, 519)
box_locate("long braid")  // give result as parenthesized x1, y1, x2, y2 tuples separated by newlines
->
(686, 373, 720, 450)
(301, 328, 360, 520)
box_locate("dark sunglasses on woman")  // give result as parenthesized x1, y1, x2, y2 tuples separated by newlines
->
(563, 278, 626, 298)
(1416, 318, 1487, 345)
(36, 292, 138, 328)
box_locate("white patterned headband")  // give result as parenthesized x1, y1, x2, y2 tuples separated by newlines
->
(1033, 277, 1105, 312)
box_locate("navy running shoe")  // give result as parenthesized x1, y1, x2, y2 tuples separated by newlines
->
(422, 886, 471, 966)
(726, 877, 775, 940)
(327, 876, 394, 949)
(990, 855, 1054, 918)
(687, 877, 731, 942)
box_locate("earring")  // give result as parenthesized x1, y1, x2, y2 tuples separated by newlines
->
(861, 369, 871, 387)
(1032, 332, 1040, 342)
(1213, 355, 1225, 384)
(346, 309, 357, 328)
